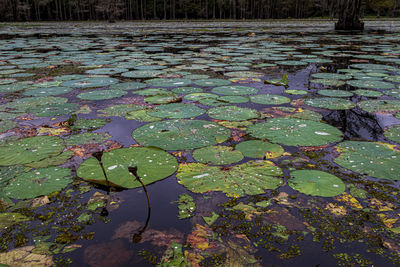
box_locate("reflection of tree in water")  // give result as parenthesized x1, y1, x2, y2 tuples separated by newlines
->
(323, 108, 384, 141)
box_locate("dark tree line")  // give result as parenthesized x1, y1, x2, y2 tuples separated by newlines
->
(0, 0, 398, 22)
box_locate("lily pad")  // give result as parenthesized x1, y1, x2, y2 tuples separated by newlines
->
(176, 160, 283, 197)
(176, 194, 196, 219)
(110, 82, 147, 91)
(305, 97, 355, 110)
(235, 140, 284, 159)
(148, 103, 205, 119)
(193, 146, 244, 165)
(61, 77, 119, 88)
(207, 106, 260, 121)
(25, 151, 74, 169)
(347, 80, 394, 90)
(0, 213, 29, 229)
(384, 125, 400, 144)
(77, 147, 177, 188)
(65, 133, 111, 146)
(194, 78, 231, 87)
(0, 136, 65, 166)
(250, 94, 290, 105)
(28, 103, 79, 117)
(132, 120, 230, 150)
(334, 141, 400, 181)
(146, 78, 192, 87)
(77, 89, 127, 100)
(212, 85, 258, 96)
(172, 87, 203, 94)
(358, 100, 400, 113)
(71, 119, 109, 130)
(354, 89, 383, 97)
(248, 118, 343, 147)
(144, 92, 180, 104)
(23, 86, 72, 97)
(5, 167, 73, 199)
(318, 90, 353, 97)
(98, 104, 146, 117)
(288, 170, 345, 197)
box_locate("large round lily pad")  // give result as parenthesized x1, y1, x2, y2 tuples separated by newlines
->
(250, 94, 291, 105)
(384, 125, 400, 144)
(207, 106, 260, 121)
(77, 147, 177, 188)
(77, 89, 127, 100)
(194, 79, 231, 87)
(235, 140, 284, 159)
(148, 103, 205, 119)
(0, 136, 65, 166)
(144, 92, 181, 104)
(23, 86, 72, 96)
(146, 78, 192, 87)
(288, 170, 345, 197)
(305, 97, 355, 110)
(28, 103, 79, 117)
(318, 90, 353, 97)
(132, 120, 230, 150)
(358, 100, 400, 113)
(176, 160, 283, 197)
(61, 77, 119, 88)
(334, 141, 400, 181)
(192, 146, 244, 165)
(347, 80, 394, 89)
(248, 118, 343, 147)
(4, 167, 73, 199)
(212, 85, 258, 96)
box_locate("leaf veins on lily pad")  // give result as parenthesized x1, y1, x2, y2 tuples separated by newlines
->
(193, 146, 244, 165)
(176, 161, 283, 197)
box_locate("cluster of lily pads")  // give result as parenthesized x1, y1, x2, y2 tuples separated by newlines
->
(0, 22, 400, 266)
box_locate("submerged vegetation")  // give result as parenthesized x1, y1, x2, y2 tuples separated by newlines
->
(0, 21, 400, 266)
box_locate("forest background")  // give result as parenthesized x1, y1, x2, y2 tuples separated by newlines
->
(1, 0, 399, 22)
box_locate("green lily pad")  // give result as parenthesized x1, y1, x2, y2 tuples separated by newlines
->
(25, 151, 74, 169)
(0, 120, 16, 133)
(235, 140, 284, 159)
(212, 85, 258, 96)
(358, 100, 400, 113)
(176, 160, 283, 197)
(318, 90, 353, 97)
(347, 80, 394, 89)
(184, 93, 218, 101)
(334, 141, 400, 181)
(264, 74, 289, 86)
(146, 78, 192, 87)
(354, 89, 383, 97)
(224, 71, 264, 78)
(148, 103, 205, 119)
(277, 60, 308, 66)
(284, 89, 307, 95)
(86, 67, 128, 75)
(288, 170, 345, 197)
(171, 87, 203, 94)
(23, 86, 72, 97)
(1, 97, 68, 113)
(193, 146, 244, 165)
(28, 103, 79, 117)
(71, 119, 109, 130)
(77, 89, 127, 100)
(194, 78, 231, 87)
(132, 120, 230, 150)
(310, 79, 346, 87)
(121, 70, 164, 78)
(218, 96, 249, 103)
(250, 94, 290, 105)
(125, 109, 161, 122)
(98, 104, 146, 117)
(0, 213, 29, 229)
(384, 125, 400, 144)
(144, 92, 180, 104)
(248, 118, 343, 147)
(109, 82, 147, 91)
(61, 77, 119, 88)
(5, 167, 73, 199)
(207, 106, 260, 121)
(135, 88, 167, 96)
(0, 136, 65, 166)
(65, 133, 111, 146)
(312, 73, 352, 80)
(305, 97, 355, 110)
(77, 147, 177, 188)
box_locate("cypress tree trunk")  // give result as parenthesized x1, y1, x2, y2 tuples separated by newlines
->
(334, 0, 364, 30)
